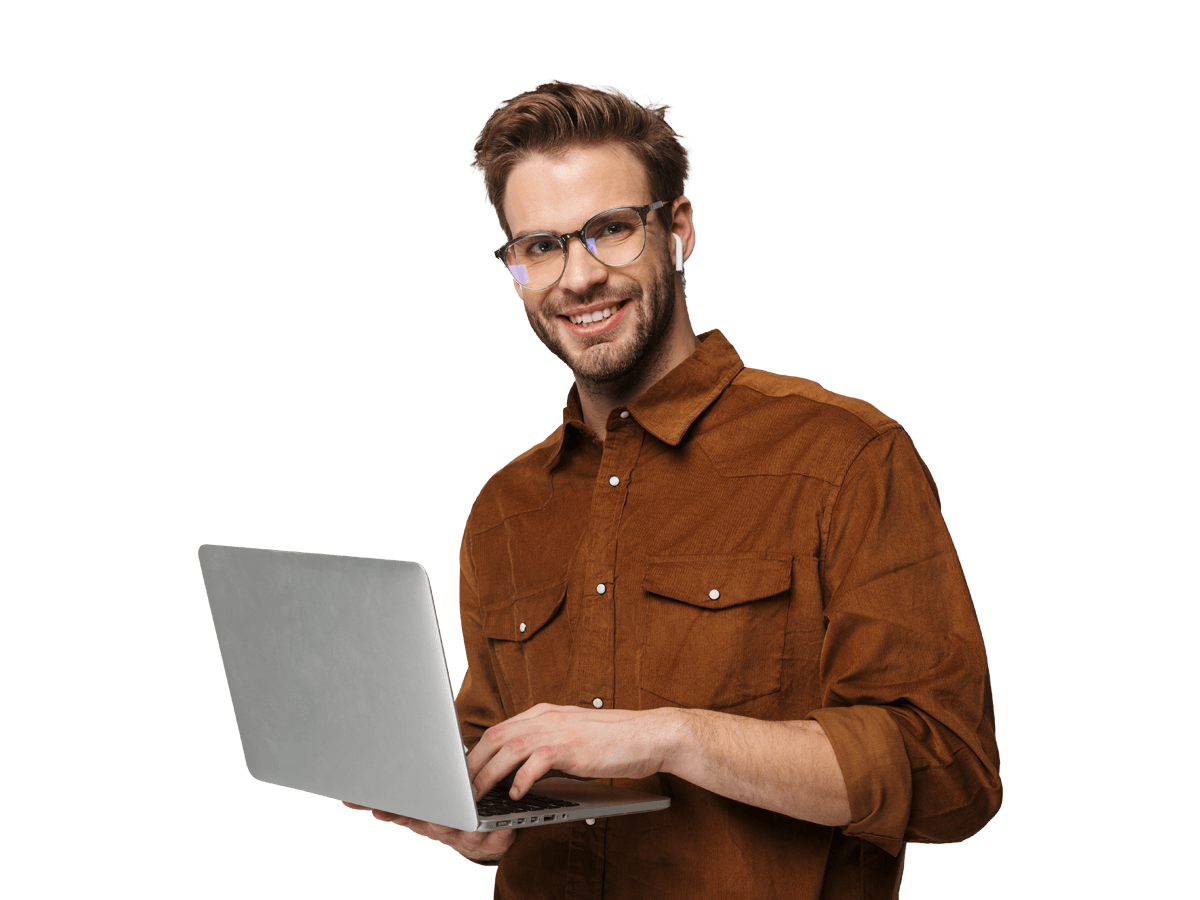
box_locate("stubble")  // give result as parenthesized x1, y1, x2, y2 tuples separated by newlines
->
(525, 250, 677, 392)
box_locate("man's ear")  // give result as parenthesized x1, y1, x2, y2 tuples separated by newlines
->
(670, 196, 695, 269)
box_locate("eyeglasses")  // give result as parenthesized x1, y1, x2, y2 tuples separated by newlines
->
(494, 200, 671, 291)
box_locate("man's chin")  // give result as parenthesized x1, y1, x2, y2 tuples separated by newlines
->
(535, 314, 636, 382)
(566, 345, 628, 384)
(564, 341, 641, 386)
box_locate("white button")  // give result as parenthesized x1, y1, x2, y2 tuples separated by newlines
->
(609, 475, 620, 486)
(592, 698, 603, 708)
(620, 410, 630, 418)
(709, 589, 720, 600)
(586, 817, 597, 825)
(596, 583, 606, 594)
(519, 622, 527, 633)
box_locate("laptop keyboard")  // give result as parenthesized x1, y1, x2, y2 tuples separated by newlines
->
(476, 787, 580, 821)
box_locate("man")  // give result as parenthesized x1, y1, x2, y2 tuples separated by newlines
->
(349, 82, 1001, 898)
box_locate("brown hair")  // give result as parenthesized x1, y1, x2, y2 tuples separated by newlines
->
(473, 81, 689, 238)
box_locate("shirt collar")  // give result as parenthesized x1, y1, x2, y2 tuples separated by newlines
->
(549, 330, 744, 469)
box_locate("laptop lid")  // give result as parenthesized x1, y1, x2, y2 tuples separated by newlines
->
(199, 544, 480, 830)
(199, 545, 670, 832)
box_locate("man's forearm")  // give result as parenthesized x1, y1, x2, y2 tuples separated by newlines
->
(658, 708, 852, 827)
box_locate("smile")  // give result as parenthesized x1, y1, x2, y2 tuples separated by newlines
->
(561, 300, 633, 338)
(568, 304, 621, 325)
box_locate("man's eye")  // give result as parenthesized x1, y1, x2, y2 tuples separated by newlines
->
(516, 238, 560, 259)
(600, 222, 630, 237)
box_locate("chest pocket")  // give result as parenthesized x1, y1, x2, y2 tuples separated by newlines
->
(640, 553, 793, 710)
(481, 582, 569, 711)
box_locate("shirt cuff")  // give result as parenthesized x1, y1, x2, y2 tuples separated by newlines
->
(808, 706, 912, 856)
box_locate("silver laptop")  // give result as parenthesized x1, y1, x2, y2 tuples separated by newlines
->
(198, 544, 669, 831)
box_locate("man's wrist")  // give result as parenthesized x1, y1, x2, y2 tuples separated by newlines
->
(459, 840, 509, 865)
(652, 706, 696, 779)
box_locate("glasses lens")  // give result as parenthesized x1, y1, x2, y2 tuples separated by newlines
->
(506, 235, 564, 290)
(501, 209, 650, 288)
(584, 208, 646, 267)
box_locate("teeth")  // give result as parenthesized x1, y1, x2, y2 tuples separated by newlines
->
(569, 305, 618, 325)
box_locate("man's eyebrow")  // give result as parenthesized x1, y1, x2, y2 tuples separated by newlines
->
(512, 215, 593, 238)
(511, 225, 562, 239)
(510, 204, 644, 241)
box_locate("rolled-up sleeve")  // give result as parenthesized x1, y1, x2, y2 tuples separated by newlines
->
(808, 427, 1001, 855)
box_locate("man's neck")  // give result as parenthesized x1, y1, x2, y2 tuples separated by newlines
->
(576, 321, 700, 442)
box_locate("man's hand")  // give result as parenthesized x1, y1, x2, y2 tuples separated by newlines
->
(468, 704, 677, 801)
(341, 802, 515, 864)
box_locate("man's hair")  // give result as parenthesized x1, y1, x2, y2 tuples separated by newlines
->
(473, 81, 689, 239)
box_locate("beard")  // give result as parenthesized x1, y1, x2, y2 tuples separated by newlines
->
(525, 247, 677, 389)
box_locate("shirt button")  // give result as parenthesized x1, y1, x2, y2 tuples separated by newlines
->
(596, 583, 606, 594)
(620, 410, 630, 419)
(609, 475, 620, 486)
(586, 817, 597, 825)
(592, 698, 603, 708)
(709, 589, 720, 600)
(519, 622, 527, 633)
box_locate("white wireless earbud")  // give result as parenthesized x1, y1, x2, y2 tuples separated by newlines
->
(674, 233, 684, 273)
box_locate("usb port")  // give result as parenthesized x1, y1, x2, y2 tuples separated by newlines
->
(496, 820, 511, 827)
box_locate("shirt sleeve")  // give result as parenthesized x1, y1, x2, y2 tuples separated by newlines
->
(807, 427, 1001, 856)
(454, 522, 507, 752)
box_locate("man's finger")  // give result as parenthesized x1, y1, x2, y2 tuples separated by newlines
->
(467, 727, 521, 795)
(509, 745, 559, 798)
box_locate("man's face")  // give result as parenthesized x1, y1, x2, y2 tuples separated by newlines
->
(503, 144, 678, 388)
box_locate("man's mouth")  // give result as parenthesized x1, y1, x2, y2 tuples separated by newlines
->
(559, 300, 629, 337)
(567, 303, 622, 325)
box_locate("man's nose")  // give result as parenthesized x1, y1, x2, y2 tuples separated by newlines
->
(557, 235, 608, 295)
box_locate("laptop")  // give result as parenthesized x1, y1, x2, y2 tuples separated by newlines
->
(198, 544, 670, 831)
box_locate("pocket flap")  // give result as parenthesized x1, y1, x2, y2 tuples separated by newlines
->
(643, 553, 793, 609)
(481, 582, 567, 642)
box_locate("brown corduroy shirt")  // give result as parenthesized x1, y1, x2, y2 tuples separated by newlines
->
(455, 331, 1001, 899)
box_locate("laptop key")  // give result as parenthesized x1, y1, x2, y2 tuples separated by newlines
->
(477, 788, 580, 818)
